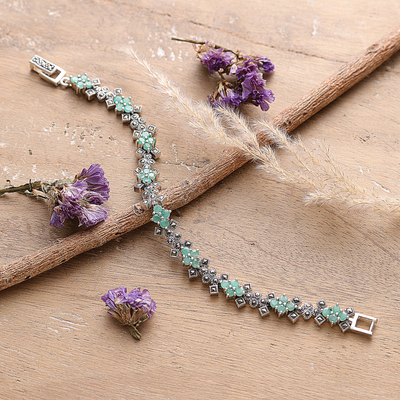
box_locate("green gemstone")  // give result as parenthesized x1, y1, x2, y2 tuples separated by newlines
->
(322, 308, 331, 317)
(80, 75, 87, 82)
(329, 314, 338, 323)
(160, 219, 169, 228)
(332, 305, 341, 313)
(287, 302, 295, 311)
(124, 105, 133, 113)
(226, 288, 234, 297)
(149, 173, 155, 179)
(270, 299, 279, 308)
(339, 312, 348, 321)
(123, 97, 131, 104)
(183, 256, 191, 265)
(161, 210, 170, 219)
(114, 96, 122, 103)
(143, 168, 150, 173)
(152, 215, 161, 223)
(230, 280, 239, 288)
(192, 259, 200, 268)
(142, 177, 151, 183)
(143, 143, 152, 151)
(279, 295, 288, 303)
(190, 250, 199, 258)
(138, 138, 145, 145)
(220, 280, 230, 289)
(70, 76, 78, 83)
(77, 81, 84, 89)
(153, 205, 162, 213)
(148, 137, 155, 144)
(181, 247, 190, 256)
(141, 131, 150, 138)
(277, 305, 287, 314)
(235, 287, 244, 297)
(116, 104, 124, 112)
(85, 81, 93, 88)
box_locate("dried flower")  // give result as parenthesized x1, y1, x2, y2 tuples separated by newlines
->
(0, 164, 110, 228)
(172, 37, 274, 111)
(101, 287, 156, 340)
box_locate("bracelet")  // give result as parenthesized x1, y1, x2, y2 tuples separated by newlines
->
(30, 55, 378, 336)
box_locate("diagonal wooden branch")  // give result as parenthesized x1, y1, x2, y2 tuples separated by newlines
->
(1, 26, 400, 291)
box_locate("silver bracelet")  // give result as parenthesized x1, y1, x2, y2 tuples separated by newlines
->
(30, 55, 378, 336)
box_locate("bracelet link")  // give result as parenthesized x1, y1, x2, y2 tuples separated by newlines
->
(349, 313, 377, 335)
(29, 55, 66, 86)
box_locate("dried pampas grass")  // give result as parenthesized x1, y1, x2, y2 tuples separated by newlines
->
(128, 49, 400, 214)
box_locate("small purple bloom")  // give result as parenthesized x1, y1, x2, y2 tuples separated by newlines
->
(102, 287, 156, 340)
(101, 287, 128, 310)
(255, 56, 275, 74)
(199, 45, 234, 74)
(208, 82, 244, 109)
(49, 164, 109, 228)
(76, 163, 110, 201)
(241, 70, 275, 111)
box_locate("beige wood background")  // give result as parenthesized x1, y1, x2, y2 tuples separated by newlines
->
(1, 1, 400, 399)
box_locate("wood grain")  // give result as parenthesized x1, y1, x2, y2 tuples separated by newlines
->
(1, 1, 400, 399)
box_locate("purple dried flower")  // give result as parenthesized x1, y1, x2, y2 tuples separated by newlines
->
(197, 42, 234, 74)
(255, 56, 275, 74)
(102, 287, 156, 340)
(75, 163, 110, 201)
(208, 81, 244, 108)
(241, 70, 275, 111)
(49, 164, 109, 228)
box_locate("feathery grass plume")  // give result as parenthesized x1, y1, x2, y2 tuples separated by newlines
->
(127, 50, 400, 213)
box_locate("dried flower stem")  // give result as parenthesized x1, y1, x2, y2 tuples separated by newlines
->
(1, 26, 400, 291)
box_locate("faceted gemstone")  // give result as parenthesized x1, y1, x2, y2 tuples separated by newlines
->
(124, 105, 133, 113)
(80, 75, 87, 82)
(322, 308, 331, 317)
(153, 205, 162, 213)
(226, 288, 234, 297)
(191, 250, 199, 258)
(77, 81, 84, 89)
(152, 215, 161, 223)
(86, 81, 93, 88)
(230, 280, 239, 288)
(277, 305, 286, 314)
(287, 302, 295, 311)
(161, 210, 170, 219)
(181, 248, 190, 256)
(270, 299, 279, 308)
(70, 76, 78, 83)
(279, 295, 288, 303)
(123, 97, 131, 104)
(235, 287, 244, 297)
(220, 280, 230, 289)
(329, 314, 338, 323)
(114, 96, 122, 103)
(183, 257, 191, 265)
(332, 304, 341, 313)
(192, 259, 200, 268)
(160, 220, 169, 228)
(143, 143, 152, 151)
(116, 104, 124, 112)
(339, 312, 348, 321)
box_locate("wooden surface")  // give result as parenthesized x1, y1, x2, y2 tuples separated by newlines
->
(1, 1, 400, 399)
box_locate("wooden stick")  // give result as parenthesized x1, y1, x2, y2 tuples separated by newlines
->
(1, 26, 400, 291)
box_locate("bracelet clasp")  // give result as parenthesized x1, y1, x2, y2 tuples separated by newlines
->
(349, 313, 377, 335)
(29, 55, 66, 86)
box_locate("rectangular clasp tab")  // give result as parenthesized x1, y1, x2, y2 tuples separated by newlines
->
(349, 313, 377, 336)
(29, 55, 66, 86)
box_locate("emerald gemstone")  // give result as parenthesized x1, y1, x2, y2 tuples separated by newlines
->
(141, 132, 150, 138)
(114, 96, 122, 103)
(142, 177, 151, 183)
(160, 219, 169, 228)
(339, 312, 348, 321)
(226, 288, 234, 297)
(190, 250, 199, 258)
(322, 308, 331, 317)
(235, 287, 244, 297)
(124, 105, 133, 113)
(277, 305, 286, 314)
(153, 205, 162, 213)
(279, 295, 288, 303)
(70, 76, 78, 83)
(80, 75, 87, 82)
(270, 299, 279, 308)
(332, 305, 340, 313)
(123, 97, 131, 104)
(152, 215, 161, 223)
(148, 137, 155, 144)
(143, 168, 150, 173)
(181, 248, 190, 256)
(161, 210, 170, 219)
(77, 81, 84, 89)
(183, 257, 191, 265)
(116, 104, 124, 112)
(329, 314, 338, 323)
(86, 81, 93, 88)
(138, 138, 145, 145)
(230, 280, 239, 288)
(220, 280, 230, 289)
(287, 302, 295, 311)
(192, 259, 200, 268)
(143, 143, 152, 151)
(149, 173, 155, 179)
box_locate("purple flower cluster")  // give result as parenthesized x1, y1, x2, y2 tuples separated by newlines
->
(49, 164, 110, 228)
(101, 287, 156, 339)
(195, 42, 275, 111)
